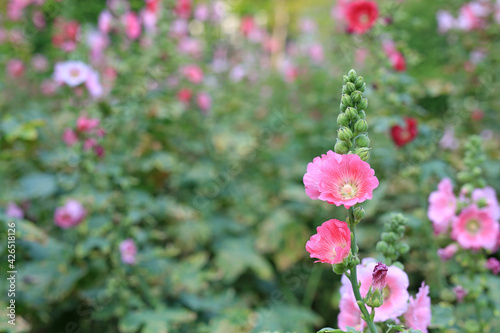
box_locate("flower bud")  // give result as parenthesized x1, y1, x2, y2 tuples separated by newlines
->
(351, 91, 363, 103)
(354, 119, 368, 133)
(372, 262, 388, 291)
(354, 134, 370, 147)
(345, 107, 358, 120)
(343, 75, 349, 84)
(354, 76, 365, 89)
(376, 241, 388, 253)
(348, 69, 357, 82)
(354, 147, 371, 161)
(334, 139, 349, 154)
(397, 243, 409, 254)
(358, 110, 366, 119)
(338, 127, 353, 142)
(357, 98, 368, 110)
(345, 82, 356, 94)
(353, 206, 365, 221)
(359, 83, 366, 92)
(337, 113, 350, 127)
(341, 94, 353, 107)
(340, 102, 347, 112)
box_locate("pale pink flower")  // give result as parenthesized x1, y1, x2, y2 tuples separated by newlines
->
(87, 31, 109, 62)
(83, 138, 98, 151)
(54, 199, 86, 229)
(355, 48, 369, 68)
(486, 257, 500, 274)
(436, 10, 456, 33)
(77, 115, 100, 133)
(123, 11, 141, 40)
(456, 3, 486, 31)
(339, 259, 409, 324)
(31, 54, 48, 72)
(300, 18, 317, 34)
(194, 3, 210, 21)
(7, 59, 24, 78)
(62, 128, 79, 146)
(437, 243, 458, 261)
(53, 61, 91, 87)
(451, 205, 499, 251)
(170, 19, 189, 38)
(119, 238, 137, 264)
(404, 282, 432, 333)
(32, 10, 46, 29)
(196, 92, 211, 113)
(85, 70, 104, 98)
(309, 43, 324, 63)
(303, 151, 379, 209)
(182, 64, 203, 84)
(472, 187, 500, 220)
(40, 79, 59, 95)
(178, 37, 203, 57)
(428, 178, 457, 234)
(338, 292, 364, 331)
(6, 202, 24, 219)
(229, 65, 246, 82)
(305, 219, 351, 264)
(440, 127, 460, 151)
(141, 9, 158, 33)
(453, 285, 467, 303)
(98, 10, 113, 34)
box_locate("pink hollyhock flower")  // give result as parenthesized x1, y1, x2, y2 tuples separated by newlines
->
(309, 43, 324, 63)
(345, 0, 379, 34)
(486, 258, 500, 274)
(85, 70, 104, 98)
(174, 0, 192, 19)
(99, 10, 113, 33)
(182, 64, 203, 84)
(170, 19, 189, 38)
(305, 219, 351, 264)
(7, 59, 24, 78)
(177, 88, 192, 103)
(178, 37, 203, 57)
(456, 2, 488, 31)
(123, 12, 141, 40)
(77, 115, 100, 133)
(472, 187, 500, 220)
(451, 205, 499, 251)
(87, 30, 109, 62)
(303, 151, 379, 209)
(240, 16, 255, 36)
(196, 92, 211, 112)
(195, 3, 210, 21)
(32, 11, 46, 29)
(436, 10, 456, 33)
(141, 9, 158, 33)
(119, 238, 137, 264)
(62, 128, 79, 146)
(440, 127, 460, 151)
(428, 178, 457, 234)
(453, 285, 467, 303)
(54, 199, 86, 229)
(389, 51, 406, 72)
(372, 262, 388, 291)
(338, 291, 364, 331)
(83, 138, 98, 151)
(145, 0, 160, 13)
(32, 54, 49, 72)
(339, 259, 409, 324)
(6, 202, 24, 219)
(52, 19, 80, 52)
(54, 61, 91, 87)
(404, 282, 431, 333)
(437, 243, 458, 261)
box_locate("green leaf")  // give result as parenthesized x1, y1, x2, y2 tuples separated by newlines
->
(14, 173, 57, 200)
(430, 303, 455, 328)
(119, 308, 196, 333)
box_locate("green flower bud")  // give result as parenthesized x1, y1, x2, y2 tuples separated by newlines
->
(358, 110, 366, 119)
(354, 147, 371, 161)
(334, 139, 349, 154)
(397, 243, 410, 254)
(343, 75, 349, 84)
(345, 107, 358, 120)
(337, 113, 350, 127)
(354, 134, 370, 148)
(354, 76, 365, 89)
(351, 91, 363, 103)
(357, 98, 368, 110)
(348, 69, 358, 82)
(354, 207, 365, 221)
(476, 197, 488, 208)
(354, 119, 368, 133)
(338, 127, 353, 142)
(359, 83, 366, 92)
(332, 262, 347, 275)
(397, 225, 405, 235)
(341, 94, 353, 107)
(345, 82, 356, 94)
(382, 232, 391, 242)
(376, 241, 388, 253)
(340, 102, 347, 112)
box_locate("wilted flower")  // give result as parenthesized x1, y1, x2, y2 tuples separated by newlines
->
(451, 205, 499, 251)
(119, 238, 137, 264)
(404, 282, 432, 333)
(428, 178, 457, 234)
(305, 219, 351, 264)
(371, 262, 388, 291)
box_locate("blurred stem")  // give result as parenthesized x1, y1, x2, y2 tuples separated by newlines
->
(347, 207, 378, 333)
(302, 264, 322, 308)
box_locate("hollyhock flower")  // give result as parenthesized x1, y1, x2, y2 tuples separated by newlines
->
(437, 243, 458, 261)
(170, 19, 189, 38)
(338, 291, 364, 331)
(428, 178, 457, 235)
(54, 61, 91, 87)
(178, 37, 203, 57)
(85, 70, 104, 98)
(177, 88, 192, 103)
(440, 127, 460, 151)
(436, 10, 456, 33)
(451, 205, 499, 251)
(63, 128, 79, 146)
(456, 2, 488, 31)
(146, 0, 160, 13)
(141, 9, 158, 33)
(6, 202, 24, 219)
(119, 238, 137, 264)
(472, 187, 500, 220)
(87, 31, 109, 62)
(303, 151, 379, 209)
(52, 19, 80, 52)
(83, 138, 98, 151)
(182, 65, 203, 84)
(123, 12, 141, 40)
(453, 285, 467, 303)
(306, 219, 351, 264)
(32, 54, 49, 72)
(54, 200, 86, 229)
(339, 259, 409, 323)
(77, 115, 100, 133)
(486, 258, 500, 274)
(345, 0, 379, 34)
(390, 117, 418, 147)
(32, 10, 46, 29)
(404, 282, 432, 333)
(7, 59, 24, 78)
(175, 0, 191, 19)
(309, 43, 324, 63)
(99, 10, 113, 33)
(240, 16, 255, 36)
(372, 262, 388, 291)
(389, 51, 406, 71)
(196, 92, 211, 112)
(195, 3, 210, 21)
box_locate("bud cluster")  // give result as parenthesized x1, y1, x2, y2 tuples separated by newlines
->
(335, 69, 371, 161)
(457, 135, 486, 191)
(376, 213, 410, 266)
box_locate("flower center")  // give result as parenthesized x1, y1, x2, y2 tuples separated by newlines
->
(360, 13, 369, 24)
(340, 183, 357, 199)
(70, 68, 80, 77)
(466, 219, 481, 234)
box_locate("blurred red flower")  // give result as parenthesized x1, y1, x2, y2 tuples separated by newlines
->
(345, 0, 379, 34)
(390, 117, 418, 147)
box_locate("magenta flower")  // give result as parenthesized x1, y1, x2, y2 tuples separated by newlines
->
(62, 128, 79, 146)
(303, 151, 379, 209)
(437, 243, 458, 261)
(472, 186, 500, 221)
(428, 178, 457, 234)
(7, 59, 24, 78)
(453, 285, 467, 303)
(371, 262, 388, 291)
(404, 282, 432, 333)
(196, 92, 211, 113)
(54, 199, 86, 229)
(77, 115, 100, 133)
(123, 12, 141, 40)
(182, 64, 204, 84)
(6, 202, 24, 219)
(451, 205, 499, 251)
(486, 258, 500, 275)
(119, 239, 137, 264)
(305, 219, 351, 264)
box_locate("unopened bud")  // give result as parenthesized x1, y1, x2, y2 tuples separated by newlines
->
(354, 134, 370, 147)
(397, 243, 410, 254)
(343, 75, 349, 84)
(358, 110, 366, 119)
(334, 139, 349, 154)
(353, 207, 365, 221)
(337, 113, 350, 127)
(354, 147, 371, 161)
(338, 127, 353, 141)
(340, 102, 347, 112)
(359, 83, 366, 92)
(351, 91, 363, 103)
(341, 94, 353, 107)
(348, 69, 358, 82)
(354, 76, 365, 89)
(354, 119, 368, 133)
(357, 98, 368, 110)
(345, 82, 356, 94)
(345, 107, 358, 120)
(376, 241, 388, 253)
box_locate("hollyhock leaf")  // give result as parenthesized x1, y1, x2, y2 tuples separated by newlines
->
(252, 304, 322, 332)
(119, 309, 195, 333)
(15, 172, 57, 199)
(430, 304, 455, 328)
(75, 236, 111, 257)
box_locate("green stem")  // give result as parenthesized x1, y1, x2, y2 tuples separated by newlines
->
(303, 263, 323, 308)
(347, 207, 378, 333)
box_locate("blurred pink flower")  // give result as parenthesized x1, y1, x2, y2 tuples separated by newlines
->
(196, 92, 211, 113)
(440, 127, 460, 150)
(6, 202, 24, 219)
(31, 54, 49, 72)
(472, 186, 500, 220)
(428, 178, 457, 235)
(85, 70, 104, 98)
(53, 61, 91, 87)
(40, 79, 59, 95)
(174, 0, 191, 19)
(170, 19, 189, 38)
(456, 2, 489, 31)
(404, 282, 432, 333)
(119, 238, 137, 264)
(177, 88, 192, 103)
(436, 10, 456, 33)
(52, 19, 80, 52)
(77, 115, 100, 133)
(309, 43, 324, 63)
(178, 37, 203, 57)
(453, 285, 467, 302)
(83, 138, 98, 151)
(182, 64, 203, 84)
(240, 16, 255, 37)
(486, 257, 500, 274)
(437, 243, 458, 261)
(299, 18, 317, 34)
(306, 219, 351, 264)
(32, 10, 45, 29)
(62, 128, 79, 146)
(123, 11, 141, 40)
(87, 31, 109, 62)
(338, 291, 364, 331)
(141, 9, 158, 33)
(99, 10, 113, 34)
(389, 51, 406, 71)
(303, 151, 379, 209)
(451, 205, 499, 251)
(7, 59, 24, 78)
(54, 199, 86, 229)
(194, 3, 210, 21)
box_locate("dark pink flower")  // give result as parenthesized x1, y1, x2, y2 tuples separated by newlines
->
(404, 282, 432, 333)
(305, 219, 351, 264)
(453, 285, 467, 303)
(174, 0, 191, 19)
(123, 12, 141, 40)
(345, 0, 379, 34)
(372, 262, 388, 291)
(182, 64, 203, 84)
(62, 128, 79, 146)
(77, 115, 100, 133)
(54, 199, 86, 229)
(486, 258, 500, 275)
(196, 92, 211, 112)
